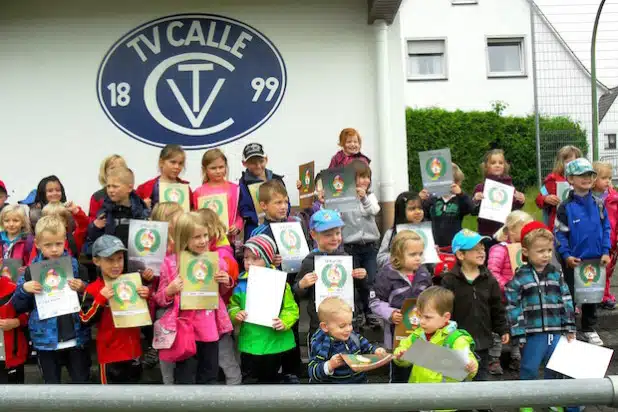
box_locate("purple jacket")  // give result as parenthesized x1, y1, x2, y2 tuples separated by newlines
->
(328, 150, 371, 169)
(369, 263, 432, 349)
(472, 175, 524, 237)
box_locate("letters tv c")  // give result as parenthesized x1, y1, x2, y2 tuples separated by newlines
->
(97, 14, 287, 149)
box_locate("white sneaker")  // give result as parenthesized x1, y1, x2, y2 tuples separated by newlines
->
(578, 331, 604, 346)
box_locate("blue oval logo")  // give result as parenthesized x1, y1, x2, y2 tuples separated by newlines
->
(97, 14, 287, 149)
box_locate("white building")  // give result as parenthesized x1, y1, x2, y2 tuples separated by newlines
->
(0, 0, 409, 226)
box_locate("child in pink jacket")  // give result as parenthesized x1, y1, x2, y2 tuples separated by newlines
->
(487, 210, 533, 375)
(154, 212, 233, 385)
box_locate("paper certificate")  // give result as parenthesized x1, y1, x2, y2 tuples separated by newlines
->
(271, 222, 310, 273)
(31, 257, 80, 320)
(105, 272, 152, 328)
(394, 298, 420, 349)
(314, 255, 354, 311)
(547, 336, 613, 379)
(159, 182, 190, 212)
(556, 182, 571, 203)
(419, 149, 453, 197)
(396, 223, 440, 264)
(507, 243, 524, 275)
(127, 220, 168, 276)
(402, 339, 470, 381)
(574, 260, 605, 304)
(322, 167, 359, 213)
(478, 179, 515, 223)
(244, 266, 288, 328)
(299, 161, 315, 209)
(179, 251, 219, 310)
(198, 193, 230, 231)
(248, 182, 265, 223)
(1, 258, 22, 282)
(341, 354, 393, 372)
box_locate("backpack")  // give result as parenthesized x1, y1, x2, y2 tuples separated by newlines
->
(407, 329, 475, 353)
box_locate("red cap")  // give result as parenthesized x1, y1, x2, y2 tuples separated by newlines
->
(0, 180, 6, 193)
(520, 221, 551, 244)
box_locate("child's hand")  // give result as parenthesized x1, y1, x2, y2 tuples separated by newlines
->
(356, 187, 367, 199)
(144, 198, 152, 209)
(24, 281, 42, 294)
(228, 225, 240, 236)
(137, 286, 150, 299)
(545, 195, 561, 206)
(0, 319, 20, 331)
(419, 189, 430, 201)
(375, 347, 388, 357)
(215, 271, 231, 286)
(514, 191, 526, 203)
(94, 215, 107, 229)
(390, 309, 403, 325)
(65, 201, 80, 214)
(451, 184, 462, 195)
(501, 333, 510, 345)
(100, 286, 114, 300)
(352, 268, 367, 279)
(68, 278, 85, 293)
(465, 359, 478, 374)
(166, 276, 183, 297)
(601, 255, 611, 266)
(235, 310, 248, 322)
(566, 332, 576, 342)
(273, 255, 283, 267)
(272, 318, 285, 331)
(566, 257, 581, 268)
(327, 354, 345, 371)
(141, 268, 154, 282)
(299, 272, 318, 289)
(18, 266, 26, 274)
(296, 180, 302, 190)
(473, 192, 484, 202)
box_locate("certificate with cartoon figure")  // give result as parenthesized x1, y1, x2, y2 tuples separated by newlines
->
(271, 221, 310, 273)
(299, 161, 315, 209)
(248, 182, 265, 223)
(179, 251, 219, 310)
(341, 353, 393, 372)
(556, 182, 571, 203)
(1, 258, 22, 282)
(314, 255, 354, 311)
(159, 182, 190, 212)
(419, 149, 453, 197)
(396, 223, 440, 264)
(478, 179, 515, 223)
(30, 257, 80, 320)
(574, 259, 605, 304)
(105, 272, 152, 328)
(507, 243, 524, 274)
(198, 193, 229, 231)
(127, 220, 168, 276)
(322, 167, 359, 213)
(394, 298, 420, 349)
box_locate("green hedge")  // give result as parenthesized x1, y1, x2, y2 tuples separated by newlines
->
(406, 108, 588, 193)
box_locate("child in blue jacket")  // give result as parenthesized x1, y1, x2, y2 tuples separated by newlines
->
(555, 158, 611, 346)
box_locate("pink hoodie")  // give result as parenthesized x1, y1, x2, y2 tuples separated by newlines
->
(193, 182, 243, 232)
(487, 242, 514, 295)
(154, 254, 233, 345)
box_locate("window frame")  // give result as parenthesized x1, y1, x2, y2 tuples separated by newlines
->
(605, 133, 617, 150)
(485, 35, 527, 78)
(405, 37, 448, 82)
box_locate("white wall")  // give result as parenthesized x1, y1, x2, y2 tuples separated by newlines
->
(399, 0, 534, 115)
(0, 0, 408, 209)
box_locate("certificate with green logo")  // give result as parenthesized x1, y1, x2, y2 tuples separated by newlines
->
(271, 222, 310, 273)
(419, 149, 453, 197)
(30, 257, 80, 320)
(314, 255, 354, 311)
(179, 251, 219, 310)
(128, 220, 168, 276)
(105, 272, 152, 328)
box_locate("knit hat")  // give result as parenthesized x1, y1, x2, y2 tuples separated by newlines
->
(520, 221, 550, 244)
(244, 234, 276, 266)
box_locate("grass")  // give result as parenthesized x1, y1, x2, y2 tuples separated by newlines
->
(462, 186, 542, 231)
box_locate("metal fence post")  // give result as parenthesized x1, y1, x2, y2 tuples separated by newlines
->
(529, 1, 542, 188)
(592, 0, 607, 162)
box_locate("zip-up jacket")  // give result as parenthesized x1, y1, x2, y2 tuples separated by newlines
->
(136, 176, 195, 210)
(308, 329, 376, 383)
(487, 242, 515, 294)
(79, 277, 142, 364)
(423, 193, 474, 248)
(505, 263, 576, 343)
(0, 232, 34, 266)
(0, 277, 29, 368)
(441, 264, 507, 350)
(328, 150, 371, 169)
(555, 190, 611, 260)
(536, 172, 567, 231)
(341, 193, 380, 245)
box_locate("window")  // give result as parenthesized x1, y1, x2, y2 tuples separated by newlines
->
(406, 39, 447, 81)
(486, 37, 526, 77)
(451, 0, 478, 4)
(606, 133, 617, 150)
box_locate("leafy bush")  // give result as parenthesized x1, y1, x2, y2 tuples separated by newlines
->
(406, 108, 588, 193)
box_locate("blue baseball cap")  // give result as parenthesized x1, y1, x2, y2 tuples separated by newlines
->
(451, 229, 489, 254)
(92, 235, 127, 258)
(310, 209, 344, 232)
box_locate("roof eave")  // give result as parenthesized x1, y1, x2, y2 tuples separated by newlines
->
(368, 0, 403, 24)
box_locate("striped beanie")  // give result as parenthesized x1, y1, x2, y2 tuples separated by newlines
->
(244, 234, 277, 266)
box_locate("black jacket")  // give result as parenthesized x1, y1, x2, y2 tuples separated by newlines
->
(423, 193, 474, 248)
(440, 264, 507, 350)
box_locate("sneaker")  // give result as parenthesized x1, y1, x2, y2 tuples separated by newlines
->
(578, 331, 604, 346)
(281, 374, 300, 384)
(509, 358, 521, 371)
(488, 359, 503, 375)
(601, 300, 616, 310)
(365, 313, 381, 329)
(142, 347, 158, 369)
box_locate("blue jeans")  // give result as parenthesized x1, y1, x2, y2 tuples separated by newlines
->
(344, 242, 378, 314)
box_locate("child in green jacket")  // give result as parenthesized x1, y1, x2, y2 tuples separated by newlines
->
(227, 234, 299, 384)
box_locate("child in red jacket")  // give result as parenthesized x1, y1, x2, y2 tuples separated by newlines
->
(536, 145, 582, 231)
(136, 144, 194, 211)
(0, 272, 29, 384)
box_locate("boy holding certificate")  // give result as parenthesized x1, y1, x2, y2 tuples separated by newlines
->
(80, 235, 150, 384)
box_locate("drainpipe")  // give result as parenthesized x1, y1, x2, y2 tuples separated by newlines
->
(374, 19, 395, 230)
(591, 0, 606, 161)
